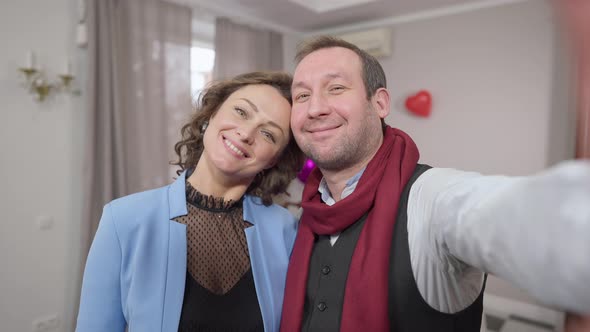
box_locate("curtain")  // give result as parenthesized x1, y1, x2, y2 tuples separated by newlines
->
(554, 1, 590, 329)
(557, 0, 590, 158)
(213, 17, 283, 80)
(82, 0, 191, 257)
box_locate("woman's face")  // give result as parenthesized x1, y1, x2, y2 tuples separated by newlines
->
(201, 84, 291, 183)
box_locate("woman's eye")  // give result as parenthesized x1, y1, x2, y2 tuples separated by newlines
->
(261, 131, 276, 143)
(234, 107, 247, 117)
(330, 86, 345, 93)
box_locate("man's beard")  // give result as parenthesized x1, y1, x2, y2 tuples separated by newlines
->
(300, 105, 381, 172)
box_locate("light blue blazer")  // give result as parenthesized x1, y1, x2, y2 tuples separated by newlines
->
(76, 171, 298, 332)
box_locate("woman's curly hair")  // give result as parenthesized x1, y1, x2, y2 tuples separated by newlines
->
(172, 71, 304, 206)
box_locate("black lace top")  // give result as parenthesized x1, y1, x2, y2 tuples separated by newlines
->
(175, 181, 264, 332)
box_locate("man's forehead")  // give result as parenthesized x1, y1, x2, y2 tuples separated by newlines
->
(296, 47, 357, 67)
(292, 71, 350, 89)
(294, 47, 360, 76)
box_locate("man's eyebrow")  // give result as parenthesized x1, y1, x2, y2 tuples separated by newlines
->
(239, 98, 285, 135)
(325, 73, 345, 80)
(292, 73, 346, 90)
(291, 81, 308, 91)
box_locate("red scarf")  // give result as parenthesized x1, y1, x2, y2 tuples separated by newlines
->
(280, 127, 419, 331)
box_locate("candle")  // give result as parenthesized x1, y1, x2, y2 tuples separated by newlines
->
(64, 59, 72, 75)
(26, 51, 35, 69)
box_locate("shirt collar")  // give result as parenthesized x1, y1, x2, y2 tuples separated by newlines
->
(318, 167, 366, 206)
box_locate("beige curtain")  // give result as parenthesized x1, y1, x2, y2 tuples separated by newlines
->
(571, 2, 590, 159)
(557, 0, 590, 159)
(82, 0, 192, 251)
(213, 17, 283, 80)
(558, 3, 590, 322)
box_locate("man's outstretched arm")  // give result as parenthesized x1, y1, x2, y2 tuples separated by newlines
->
(408, 160, 590, 315)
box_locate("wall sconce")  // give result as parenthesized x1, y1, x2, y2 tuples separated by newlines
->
(18, 51, 79, 102)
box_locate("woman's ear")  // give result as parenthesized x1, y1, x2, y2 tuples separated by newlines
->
(264, 158, 278, 170)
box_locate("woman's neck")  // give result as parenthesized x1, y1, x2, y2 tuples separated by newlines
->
(188, 159, 251, 202)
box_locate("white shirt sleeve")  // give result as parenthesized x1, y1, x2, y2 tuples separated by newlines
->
(407, 160, 590, 315)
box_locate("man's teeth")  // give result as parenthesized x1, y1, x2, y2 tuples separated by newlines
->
(224, 139, 245, 156)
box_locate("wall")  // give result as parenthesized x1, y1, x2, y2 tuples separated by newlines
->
(0, 1, 85, 331)
(282, 32, 301, 72)
(379, 1, 574, 175)
(285, 0, 575, 307)
(284, 1, 575, 174)
(377, 1, 575, 305)
(0, 1, 576, 330)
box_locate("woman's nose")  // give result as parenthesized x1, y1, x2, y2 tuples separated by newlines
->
(236, 126, 255, 144)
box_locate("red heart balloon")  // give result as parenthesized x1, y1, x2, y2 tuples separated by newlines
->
(405, 90, 432, 117)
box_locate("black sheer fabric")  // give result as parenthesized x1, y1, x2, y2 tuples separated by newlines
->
(178, 270, 264, 332)
(175, 181, 263, 331)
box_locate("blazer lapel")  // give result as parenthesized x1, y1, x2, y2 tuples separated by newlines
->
(161, 221, 186, 331)
(161, 172, 189, 331)
(243, 197, 284, 332)
(245, 225, 274, 331)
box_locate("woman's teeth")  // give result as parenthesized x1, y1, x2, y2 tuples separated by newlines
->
(224, 139, 245, 157)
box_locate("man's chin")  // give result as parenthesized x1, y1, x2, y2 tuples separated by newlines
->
(309, 154, 355, 172)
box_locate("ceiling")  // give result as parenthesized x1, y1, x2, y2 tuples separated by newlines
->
(174, 0, 528, 35)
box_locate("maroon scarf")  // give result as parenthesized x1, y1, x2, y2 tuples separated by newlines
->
(280, 127, 419, 331)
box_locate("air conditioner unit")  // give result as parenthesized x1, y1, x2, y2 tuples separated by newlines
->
(335, 27, 392, 58)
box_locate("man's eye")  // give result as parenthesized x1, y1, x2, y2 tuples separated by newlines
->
(295, 93, 310, 102)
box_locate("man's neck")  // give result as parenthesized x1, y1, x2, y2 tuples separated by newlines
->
(319, 128, 385, 202)
(320, 157, 372, 202)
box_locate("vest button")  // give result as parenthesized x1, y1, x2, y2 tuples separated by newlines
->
(321, 265, 331, 275)
(317, 302, 327, 311)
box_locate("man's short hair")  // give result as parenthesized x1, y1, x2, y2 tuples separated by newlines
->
(295, 35, 387, 100)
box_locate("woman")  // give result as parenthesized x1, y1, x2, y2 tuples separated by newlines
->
(76, 72, 304, 332)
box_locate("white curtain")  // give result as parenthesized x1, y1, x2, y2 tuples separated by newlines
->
(213, 17, 283, 79)
(82, 0, 191, 262)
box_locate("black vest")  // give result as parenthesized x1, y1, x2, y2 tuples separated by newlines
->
(303, 164, 486, 332)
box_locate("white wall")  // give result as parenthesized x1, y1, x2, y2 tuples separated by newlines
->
(284, 0, 576, 307)
(283, 1, 575, 175)
(0, 1, 576, 331)
(0, 1, 85, 331)
(377, 1, 576, 305)
(282, 32, 301, 72)
(380, 0, 574, 175)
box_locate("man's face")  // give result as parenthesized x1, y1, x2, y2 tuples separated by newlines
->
(291, 47, 386, 171)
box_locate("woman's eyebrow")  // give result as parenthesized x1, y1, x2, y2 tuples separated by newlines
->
(239, 98, 285, 135)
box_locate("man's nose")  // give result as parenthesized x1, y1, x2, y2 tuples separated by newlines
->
(307, 93, 331, 118)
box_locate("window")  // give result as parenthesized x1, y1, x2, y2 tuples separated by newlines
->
(190, 45, 215, 100)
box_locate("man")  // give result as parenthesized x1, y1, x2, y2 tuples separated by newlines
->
(280, 36, 590, 332)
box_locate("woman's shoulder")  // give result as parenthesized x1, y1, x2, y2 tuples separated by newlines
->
(103, 185, 172, 230)
(109, 185, 168, 209)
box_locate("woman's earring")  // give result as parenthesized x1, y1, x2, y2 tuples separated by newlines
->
(256, 169, 267, 182)
(201, 121, 208, 133)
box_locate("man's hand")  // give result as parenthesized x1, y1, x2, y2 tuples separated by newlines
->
(565, 314, 590, 332)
